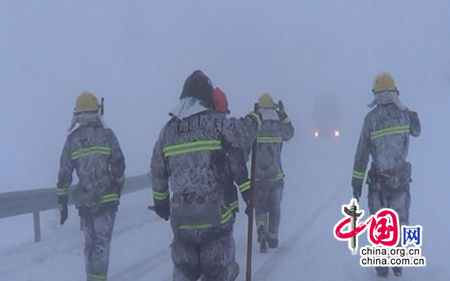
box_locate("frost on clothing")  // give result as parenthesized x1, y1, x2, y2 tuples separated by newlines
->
(150, 98, 259, 280)
(82, 208, 115, 281)
(253, 107, 294, 247)
(351, 99, 421, 189)
(254, 108, 294, 180)
(56, 116, 125, 212)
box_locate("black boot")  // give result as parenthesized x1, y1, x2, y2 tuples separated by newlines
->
(393, 267, 402, 277)
(376, 267, 388, 278)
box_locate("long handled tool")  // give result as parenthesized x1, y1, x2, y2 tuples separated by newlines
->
(246, 103, 259, 281)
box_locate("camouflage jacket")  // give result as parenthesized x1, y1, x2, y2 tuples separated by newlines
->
(57, 116, 125, 211)
(352, 101, 421, 188)
(150, 99, 260, 232)
(254, 108, 294, 182)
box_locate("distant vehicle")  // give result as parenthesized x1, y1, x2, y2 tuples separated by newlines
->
(311, 94, 343, 140)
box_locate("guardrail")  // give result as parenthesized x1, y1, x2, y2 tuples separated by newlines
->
(0, 174, 150, 242)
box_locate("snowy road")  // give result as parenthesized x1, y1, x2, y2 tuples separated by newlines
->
(1, 141, 448, 281)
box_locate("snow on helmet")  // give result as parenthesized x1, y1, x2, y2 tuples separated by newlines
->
(372, 72, 397, 94)
(258, 93, 274, 108)
(214, 87, 229, 113)
(74, 91, 100, 113)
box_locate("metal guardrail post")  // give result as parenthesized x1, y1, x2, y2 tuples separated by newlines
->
(33, 211, 41, 242)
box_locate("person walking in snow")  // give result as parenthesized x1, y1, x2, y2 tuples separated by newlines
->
(57, 91, 125, 281)
(351, 73, 421, 277)
(149, 70, 261, 281)
(252, 93, 294, 253)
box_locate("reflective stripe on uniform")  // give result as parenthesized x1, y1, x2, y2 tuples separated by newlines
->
(163, 139, 221, 157)
(370, 125, 410, 140)
(56, 186, 69, 196)
(270, 172, 284, 182)
(178, 206, 234, 230)
(248, 112, 262, 129)
(153, 189, 169, 200)
(282, 117, 290, 124)
(87, 272, 107, 281)
(100, 193, 119, 203)
(114, 174, 125, 183)
(238, 180, 251, 193)
(72, 146, 111, 160)
(256, 220, 266, 229)
(229, 200, 239, 211)
(257, 136, 283, 143)
(268, 232, 278, 239)
(352, 170, 365, 180)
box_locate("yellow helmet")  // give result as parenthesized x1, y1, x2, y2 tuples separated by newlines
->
(372, 72, 397, 93)
(258, 93, 274, 108)
(74, 91, 100, 113)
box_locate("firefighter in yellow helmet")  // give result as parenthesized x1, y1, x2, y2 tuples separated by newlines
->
(57, 91, 125, 281)
(253, 93, 294, 253)
(351, 73, 421, 277)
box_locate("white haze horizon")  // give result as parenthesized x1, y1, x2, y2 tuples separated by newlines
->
(1, 1, 449, 280)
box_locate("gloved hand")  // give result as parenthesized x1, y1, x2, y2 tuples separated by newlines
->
(277, 100, 288, 120)
(352, 184, 362, 201)
(59, 204, 68, 225)
(277, 100, 285, 113)
(152, 197, 170, 221)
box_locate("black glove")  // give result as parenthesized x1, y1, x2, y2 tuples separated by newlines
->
(59, 204, 68, 225)
(152, 198, 170, 221)
(352, 184, 362, 201)
(276, 100, 288, 120)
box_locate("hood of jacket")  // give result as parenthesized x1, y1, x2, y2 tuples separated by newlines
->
(368, 90, 408, 111)
(170, 97, 211, 119)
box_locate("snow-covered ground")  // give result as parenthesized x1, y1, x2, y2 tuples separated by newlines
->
(1, 132, 448, 280)
(1, 1, 449, 280)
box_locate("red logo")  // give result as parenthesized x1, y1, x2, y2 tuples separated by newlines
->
(333, 199, 400, 254)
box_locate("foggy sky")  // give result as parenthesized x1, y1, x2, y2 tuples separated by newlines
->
(1, 0, 449, 191)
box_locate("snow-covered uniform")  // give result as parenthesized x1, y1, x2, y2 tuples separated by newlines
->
(253, 106, 294, 248)
(351, 91, 420, 276)
(57, 113, 125, 281)
(150, 93, 260, 280)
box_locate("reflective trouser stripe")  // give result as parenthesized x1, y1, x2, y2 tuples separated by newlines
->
(257, 136, 283, 143)
(56, 186, 69, 196)
(249, 112, 262, 129)
(256, 172, 284, 182)
(268, 232, 278, 239)
(238, 180, 251, 193)
(87, 272, 107, 281)
(100, 193, 119, 203)
(371, 125, 410, 140)
(153, 189, 169, 200)
(352, 170, 365, 180)
(270, 172, 284, 182)
(163, 139, 221, 157)
(72, 146, 111, 160)
(256, 220, 266, 229)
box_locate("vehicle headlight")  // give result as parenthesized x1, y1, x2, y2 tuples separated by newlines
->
(334, 130, 340, 137)
(314, 131, 319, 138)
